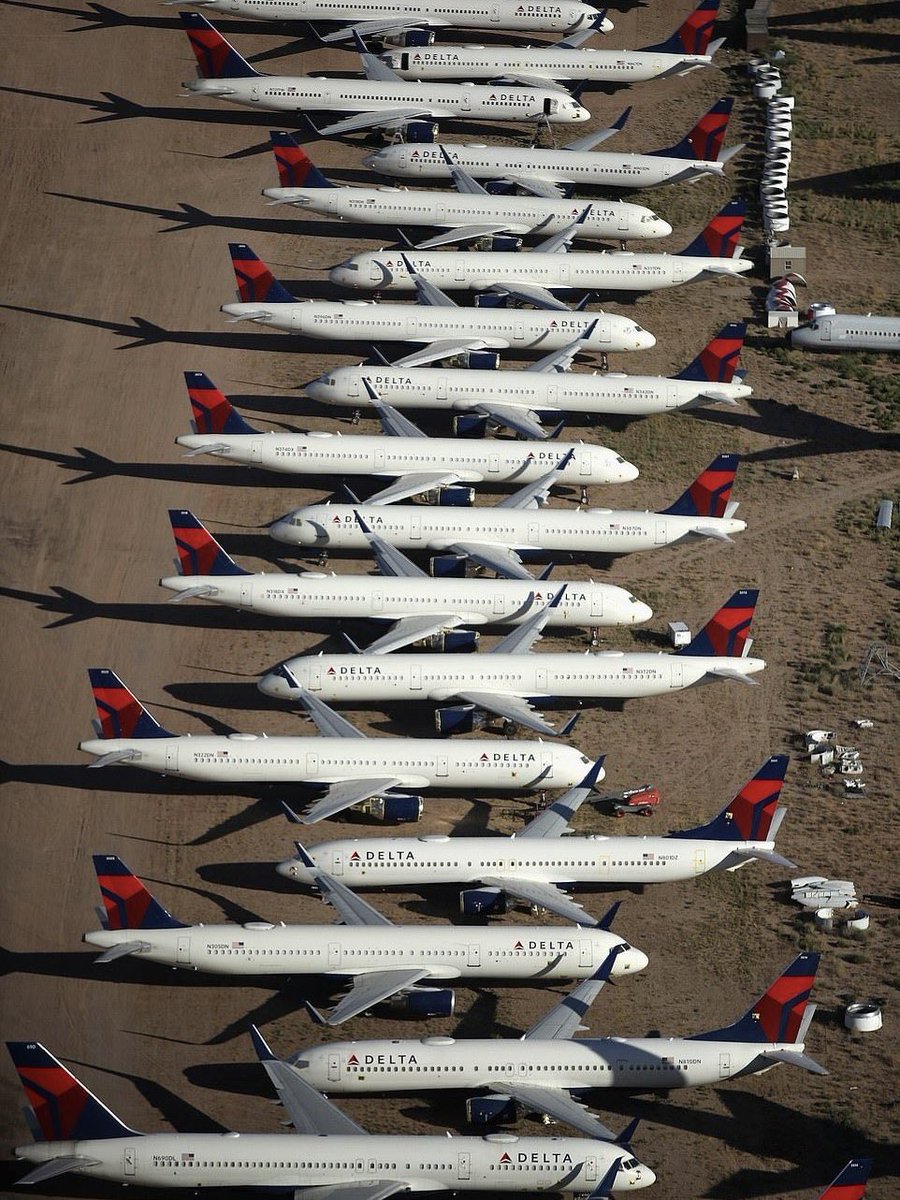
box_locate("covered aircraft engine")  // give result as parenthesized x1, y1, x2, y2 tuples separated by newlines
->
(403, 121, 438, 144)
(382, 987, 455, 1017)
(474, 293, 509, 308)
(473, 235, 522, 252)
(448, 350, 500, 371)
(466, 1095, 518, 1126)
(460, 886, 507, 916)
(382, 28, 435, 47)
(435, 704, 485, 735)
(429, 554, 468, 578)
(361, 795, 424, 822)
(453, 414, 490, 438)
(437, 485, 476, 507)
(427, 629, 480, 653)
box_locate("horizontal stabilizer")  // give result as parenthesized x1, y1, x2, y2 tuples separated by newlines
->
(732, 847, 797, 868)
(94, 940, 152, 964)
(181, 442, 230, 458)
(761, 1047, 829, 1075)
(689, 525, 734, 542)
(86, 749, 139, 769)
(223, 309, 271, 324)
(167, 585, 219, 603)
(705, 667, 759, 685)
(16, 1157, 104, 1186)
(694, 390, 739, 406)
(717, 142, 746, 165)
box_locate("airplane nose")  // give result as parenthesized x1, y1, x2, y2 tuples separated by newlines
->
(632, 600, 653, 625)
(304, 375, 330, 401)
(276, 858, 312, 882)
(329, 264, 353, 287)
(258, 671, 292, 700)
(632, 1165, 656, 1189)
(618, 458, 639, 482)
(636, 328, 656, 350)
(656, 219, 673, 237)
(620, 946, 649, 974)
(270, 514, 302, 545)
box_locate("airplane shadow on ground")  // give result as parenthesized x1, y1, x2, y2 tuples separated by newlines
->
(1, 0, 317, 39)
(793, 159, 900, 205)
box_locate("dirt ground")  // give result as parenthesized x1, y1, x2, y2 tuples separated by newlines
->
(1, 1, 898, 1199)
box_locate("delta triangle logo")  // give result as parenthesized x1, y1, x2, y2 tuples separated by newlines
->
(514, 940, 524, 950)
(348, 1054, 359, 1066)
(327, 667, 336, 675)
(480, 752, 489, 760)
(350, 851, 361, 860)
(500, 1152, 512, 1164)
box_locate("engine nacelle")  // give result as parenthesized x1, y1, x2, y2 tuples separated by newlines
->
(437, 485, 475, 507)
(453, 414, 490, 438)
(429, 554, 467, 578)
(442, 629, 480, 653)
(460, 886, 507, 916)
(403, 121, 438, 144)
(435, 704, 485, 734)
(447, 350, 499, 372)
(473, 235, 522, 253)
(382, 987, 456, 1017)
(361, 794, 424, 822)
(382, 28, 435, 46)
(474, 292, 508, 308)
(466, 1095, 517, 1126)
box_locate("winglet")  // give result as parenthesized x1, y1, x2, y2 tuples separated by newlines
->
(558, 712, 580, 737)
(819, 1159, 873, 1200)
(293, 841, 317, 869)
(281, 800, 304, 824)
(597, 899, 621, 932)
(615, 1117, 640, 1147)
(303, 1000, 327, 1026)
(249, 1024, 276, 1063)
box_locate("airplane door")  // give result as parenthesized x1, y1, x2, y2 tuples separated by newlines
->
(328, 1053, 341, 1082)
(493, 593, 505, 614)
(547, 382, 557, 406)
(514, 321, 525, 340)
(670, 659, 684, 689)
(490, 3, 500, 20)
(455, 261, 467, 283)
(306, 751, 319, 777)
(558, 260, 570, 287)
(597, 320, 611, 343)
(618, 211, 629, 233)
(467, 943, 481, 967)
(579, 941, 593, 968)
(374, 447, 386, 471)
(596, 854, 610, 877)
(672, 261, 686, 284)
(240, 580, 253, 608)
(329, 941, 341, 968)
(541, 748, 554, 778)
(410, 514, 422, 540)
(821, 320, 831, 341)
(666, 383, 679, 408)
(371, 590, 383, 613)
(654, 519, 667, 544)
(694, 848, 706, 875)
(177, 936, 191, 965)
(437, 753, 449, 777)
(249, 81, 260, 103)
(437, 374, 447, 400)
(332, 851, 343, 877)
(718, 1051, 731, 1079)
(457, 1152, 471, 1181)
(461, 91, 471, 111)
(536, 667, 547, 691)
(528, 519, 539, 542)
(488, 454, 500, 473)
(411, 664, 423, 690)
(124, 1147, 136, 1178)
(591, 590, 603, 618)
(583, 1157, 598, 1183)
(579, 452, 592, 476)
(308, 663, 322, 691)
(164, 742, 179, 773)
(347, 375, 360, 398)
(250, 439, 263, 462)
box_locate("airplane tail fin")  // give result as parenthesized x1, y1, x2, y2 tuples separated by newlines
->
(229, 243, 295, 305)
(6, 1041, 138, 1141)
(818, 1159, 873, 1200)
(180, 12, 260, 79)
(674, 755, 788, 840)
(677, 589, 758, 658)
(87, 669, 177, 740)
(661, 453, 739, 518)
(680, 199, 746, 258)
(653, 96, 733, 161)
(641, 0, 720, 55)
(692, 953, 820, 1043)
(185, 371, 258, 435)
(675, 322, 745, 384)
(270, 131, 334, 189)
(168, 510, 248, 578)
(92, 854, 186, 931)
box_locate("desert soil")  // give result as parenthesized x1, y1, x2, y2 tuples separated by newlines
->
(1, 1, 898, 1198)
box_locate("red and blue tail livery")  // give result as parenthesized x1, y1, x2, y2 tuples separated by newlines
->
(93, 854, 185, 931)
(676, 755, 789, 841)
(819, 1159, 873, 1200)
(6, 1041, 135, 1142)
(169, 510, 247, 578)
(676, 323, 745, 384)
(681, 199, 746, 258)
(680, 589, 758, 658)
(270, 131, 334, 190)
(645, 0, 720, 56)
(657, 97, 733, 162)
(180, 12, 259, 79)
(693, 953, 820, 1044)
(185, 371, 257, 436)
(663, 454, 739, 518)
(88, 669, 176, 740)
(229, 243, 295, 305)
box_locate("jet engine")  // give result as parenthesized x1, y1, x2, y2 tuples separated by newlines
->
(448, 350, 499, 371)
(466, 1095, 518, 1125)
(382, 987, 456, 1017)
(434, 704, 486, 734)
(453, 414, 490, 438)
(382, 28, 435, 47)
(437, 485, 475, 506)
(360, 795, 424, 822)
(402, 121, 438, 144)
(459, 886, 507, 916)
(472, 235, 522, 252)
(429, 554, 468, 578)
(426, 630, 480, 653)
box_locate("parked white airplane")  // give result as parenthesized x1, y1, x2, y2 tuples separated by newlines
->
(285, 950, 826, 1136)
(176, 372, 638, 500)
(330, 201, 751, 305)
(259, 588, 766, 736)
(180, 15, 589, 135)
(381, 0, 724, 86)
(791, 304, 900, 352)
(276, 756, 794, 923)
(305, 323, 751, 438)
(269, 453, 746, 579)
(222, 244, 656, 367)
(366, 97, 742, 194)
(161, 511, 652, 653)
(6, 1030, 655, 1193)
(264, 130, 672, 248)
(173, 0, 608, 42)
(82, 853, 648, 1022)
(79, 669, 595, 822)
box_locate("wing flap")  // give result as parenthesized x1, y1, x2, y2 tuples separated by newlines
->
(366, 471, 462, 505)
(365, 613, 467, 655)
(315, 108, 433, 137)
(481, 875, 595, 925)
(444, 540, 534, 580)
(474, 402, 549, 439)
(301, 777, 407, 824)
(324, 967, 436, 1025)
(451, 690, 560, 736)
(490, 1083, 618, 1140)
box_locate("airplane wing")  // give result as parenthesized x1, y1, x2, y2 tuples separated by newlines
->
(354, 511, 428, 577)
(314, 108, 434, 138)
(480, 874, 598, 925)
(499, 73, 572, 92)
(760, 1048, 829, 1075)
(304, 853, 395, 926)
(366, 471, 463, 505)
(401, 255, 458, 308)
(320, 967, 438, 1025)
(563, 107, 631, 152)
(393, 337, 510, 368)
(414, 223, 516, 249)
(497, 447, 575, 509)
(364, 613, 470, 654)
(473, 401, 550, 439)
(293, 1185, 410, 1200)
(86, 749, 139, 769)
(531, 206, 591, 254)
(487, 1083, 618, 1141)
(488, 282, 572, 311)
(519, 757, 606, 838)
(489, 586, 565, 654)
(299, 777, 409, 824)
(251, 1025, 370, 1135)
(352, 30, 403, 82)
(504, 175, 571, 199)
(440, 146, 489, 196)
(443, 540, 534, 579)
(319, 17, 449, 43)
(526, 322, 599, 373)
(365, 383, 427, 437)
(285, 676, 368, 738)
(449, 690, 561, 736)
(703, 667, 759, 685)
(523, 945, 625, 1040)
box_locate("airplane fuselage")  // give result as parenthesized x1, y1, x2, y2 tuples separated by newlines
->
(269, 502, 746, 557)
(305, 363, 752, 417)
(77, 733, 591, 788)
(220, 300, 656, 353)
(174, 430, 637, 485)
(366, 142, 727, 190)
(83, 922, 648, 981)
(293, 1034, 791, 1094)
(184, 76, 589, 123)
(330, 248, 752, 294)
(14, 1130, 651, 1192)
(382, 45, 716, 85)
(264, 185, 671, 242)
(159, 573, 653, 629)
(791, 312, 900, 352)
(279, 833, 774, 889)
(187, 0, 602, 35)
(259, 649, 766, 705)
